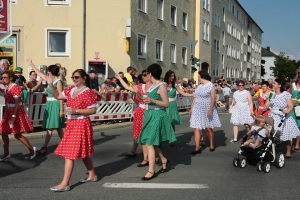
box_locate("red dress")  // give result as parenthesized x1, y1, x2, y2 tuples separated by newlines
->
(54, 86, 97, 160)
(0, 84, 33, 134)
(132, 84, 146, 140)
(256, 92, 270, 117)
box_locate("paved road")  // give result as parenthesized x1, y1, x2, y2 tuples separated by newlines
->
(0, 113, 300, 200)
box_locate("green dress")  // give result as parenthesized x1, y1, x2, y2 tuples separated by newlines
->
(42, 79, 65, 129)
(137, 83, 177, 146)
(166, 87, 182, 125)
(290, 83, 300, 127)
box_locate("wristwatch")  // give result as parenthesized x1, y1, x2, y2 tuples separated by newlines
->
(12, 115, 16, 118)
(75, 109, 79, 114)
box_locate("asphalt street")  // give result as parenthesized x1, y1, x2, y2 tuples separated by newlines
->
(0, 113, 300, 200)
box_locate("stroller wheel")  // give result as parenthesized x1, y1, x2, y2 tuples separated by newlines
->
(275, 152, 285, 168)
(239, 158, 247, 168)
(233, 157, 239, 167)
(262, 162, 271, 173)
(256, 162, 263, 172)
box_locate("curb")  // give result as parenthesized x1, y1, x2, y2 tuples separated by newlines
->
(8, 111, 190, 141)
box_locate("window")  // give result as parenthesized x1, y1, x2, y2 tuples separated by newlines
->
(138, 34, 147, 59)
(138, 0, 147, 13)
(203, 20, 209, 42)
(232, 4, 236, 17)
(213, 64, 219, 77)
(227, 22, 232, 35)
(156, 40, 163, 61)
(213, 39, 220, 53)
(170, 44, 176, 63)
(222, 30, 225, 46)
(156, 0, 163, 20)
(182, 12, 188, 30)
(171, 6, 177, 26)
(214, 12, 220, 28)
(182, 47, 187, 65)
(46, 28, 71, 57)
(203, 0, 210, 11)
(222, 7, 225, 22)
(244, 53, 247, 62)
(237, 10, 241, 21)
(47, 0, 70, 5)
(227, 45, 232, 57)
(227, 0, 232, 12)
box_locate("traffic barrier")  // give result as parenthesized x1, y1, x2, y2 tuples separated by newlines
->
(0, 92, 194, 127)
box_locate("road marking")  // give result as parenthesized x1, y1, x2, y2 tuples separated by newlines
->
(102, 183, 209, 189)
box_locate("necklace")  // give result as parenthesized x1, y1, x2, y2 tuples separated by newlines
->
(75, 86, 86, 91)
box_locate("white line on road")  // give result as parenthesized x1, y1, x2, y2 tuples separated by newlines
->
(102, 183, 209, 189)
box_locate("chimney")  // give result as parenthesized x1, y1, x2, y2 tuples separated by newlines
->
(267, 46, 270, 51)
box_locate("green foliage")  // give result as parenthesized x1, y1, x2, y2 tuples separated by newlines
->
(270, 52, 297, 81)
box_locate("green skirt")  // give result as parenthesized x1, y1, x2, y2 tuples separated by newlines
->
(290, 107, 300, 127)
(166, 101, 182, 125)
(138, 109, 177, 146)
(42, 101, 65, 129)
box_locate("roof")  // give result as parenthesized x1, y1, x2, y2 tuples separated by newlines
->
(236, 0, 263, 33)
(261, 47, 276, 57)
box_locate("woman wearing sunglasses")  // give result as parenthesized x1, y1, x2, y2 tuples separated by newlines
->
(0, 70, 36, 161)
(42, 69, 97, 191)
(27, 58, 65, 155)
(115, 70, 156, 167)
(137, 63, 176, 180)
(230, 80, 254, 143)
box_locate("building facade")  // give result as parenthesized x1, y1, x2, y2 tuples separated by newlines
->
(261, 46, 276, 81)
(195, 0, 263, 82)
(1, 0, 195, 84)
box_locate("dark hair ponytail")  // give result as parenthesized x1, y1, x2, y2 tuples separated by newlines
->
(72, 69, 91, 89)
(275, 78, 285, 92)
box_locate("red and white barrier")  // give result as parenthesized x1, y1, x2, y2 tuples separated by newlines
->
(0, 92, 193, 127)
(25, 92, 48, 127)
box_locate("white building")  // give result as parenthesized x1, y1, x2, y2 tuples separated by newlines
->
(261, 46, 276, 81)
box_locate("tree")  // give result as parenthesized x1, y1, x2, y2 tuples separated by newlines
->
(270, 52, 297, 81)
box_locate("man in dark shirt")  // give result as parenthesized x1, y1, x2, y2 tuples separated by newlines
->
(89, 70, 102, 95)
(116, 72, 128, 91)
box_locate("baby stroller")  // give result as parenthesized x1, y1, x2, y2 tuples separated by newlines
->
(232, 113, 286, 173)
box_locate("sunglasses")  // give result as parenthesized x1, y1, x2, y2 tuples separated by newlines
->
(142, 73, 147, 77)
(238, 85, 244, 87)
(1, 76, 9, 79)
(71, 76, 81, 80)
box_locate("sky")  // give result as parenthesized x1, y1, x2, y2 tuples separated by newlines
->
(238, 0, 300, 60)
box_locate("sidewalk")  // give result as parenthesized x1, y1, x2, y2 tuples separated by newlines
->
(9, 111, 190, 141)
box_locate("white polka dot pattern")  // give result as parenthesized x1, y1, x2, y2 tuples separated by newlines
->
(54, 86, 97, 160)
(230, 90, 254, 125)
(268, 91, 300, 141)
(190, 82, 221, 129)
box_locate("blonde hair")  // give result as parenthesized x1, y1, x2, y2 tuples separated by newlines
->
(253, 116, 265, 126)
(104, 78, 111, 86)
(59, 67, 67, 76)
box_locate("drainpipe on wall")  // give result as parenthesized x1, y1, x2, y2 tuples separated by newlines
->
(82, 0, 86, 70)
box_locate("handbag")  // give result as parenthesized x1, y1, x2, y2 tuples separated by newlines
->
(229, 103, 234, 114)
(295, 105, 300, 117)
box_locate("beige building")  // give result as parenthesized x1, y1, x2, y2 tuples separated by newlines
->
(195, 0, 263, 82)
(0, 0, 195, 84)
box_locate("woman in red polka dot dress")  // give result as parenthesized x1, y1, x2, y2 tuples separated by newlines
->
(46, 69, 98, 192)
(115, 70, 154, 166)
(0, 70, 36, 161)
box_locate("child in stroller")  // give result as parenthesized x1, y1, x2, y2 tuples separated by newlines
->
(242, 116, 269, 149)
(233, 113, 285, 173)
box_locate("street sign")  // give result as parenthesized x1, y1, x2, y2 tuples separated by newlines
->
(184, 40, 198, 53)
(0, 0, 12, 44)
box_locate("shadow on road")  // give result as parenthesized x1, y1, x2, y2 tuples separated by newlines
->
(93, 132, 120, 146)
(0, 152, 47, 178)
